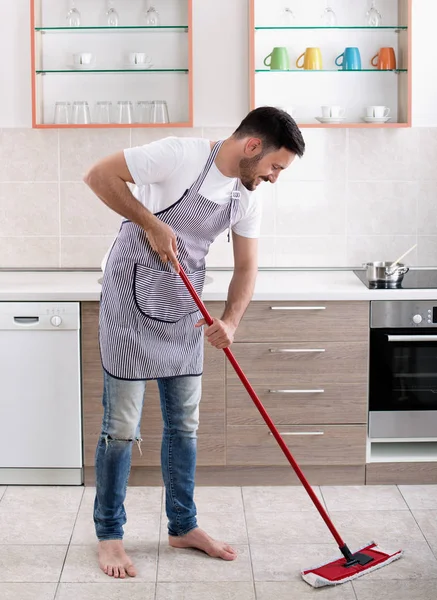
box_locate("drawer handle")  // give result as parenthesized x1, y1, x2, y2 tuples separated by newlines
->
(270, 306, 326, 311)
(269, 431, 325, 436)
(269, 348, 326, 353)
(269, 389, 325, 394)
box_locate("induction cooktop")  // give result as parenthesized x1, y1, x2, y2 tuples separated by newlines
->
(354, 269, 437, 289)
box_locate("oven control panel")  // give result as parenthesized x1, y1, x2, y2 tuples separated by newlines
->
(371, 301, 437, 328)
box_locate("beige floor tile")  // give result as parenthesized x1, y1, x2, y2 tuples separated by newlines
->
(255, 581, 356, 599)
(1, 487, 83, 513)
(330, 510, 426, 546)
(0, 508, 78, 544)
(72, 509, 161, 545)
(162, 487, 244, 515)
(242, 486, 326, 513)
(245, 508, 333, 545)
(0, 583, 57, 600)
(82, 486, 163, 514)
(398, 485, 437, 510)
(321, 486, 408, 512)
(250, 543, 336, 582)
(353, 579, 437, 599)
(60, 544, 158, 583)
(412, 510, 437, 554)
(156, 582, 256, 599)
(160, 511, 248, 545)
(55, 582, 155, 599)
(0, 487, 6, 501)
(0, 545, 67, 583)
(157, 544, 252, 582)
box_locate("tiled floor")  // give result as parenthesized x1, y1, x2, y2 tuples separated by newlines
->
(0, 484, 436, 599)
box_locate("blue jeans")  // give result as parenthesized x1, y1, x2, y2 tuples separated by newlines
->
(94, 370, 202, 540)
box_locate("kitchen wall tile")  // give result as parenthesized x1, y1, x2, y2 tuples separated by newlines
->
(280, 129, 347, 182)
(347, 182, 417, 235)
(0, 237, 59, 268)
(348, 129, 413, 181)
(205, 232, 234, 268)
(258, 183, 276, 237)
(417, 236, 437, 266)
(60, 129, 130, 182)
(0, 129, 58, 182)
(60, 236, 114, 269)
(258, 237, 276, 267)
(275, 236, 347, 267)
(60, 183, 122, 236)
(276, 181, 346, 236)
(409, 128, 437, 181)
(0, 183, 59, 236)
(202, 128, 235, 141)
(417, 182, 437, 235)
(347, 235, 418, 267)
(131, 128, 203, 147)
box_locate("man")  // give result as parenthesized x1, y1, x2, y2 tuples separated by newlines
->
(84, 106, 305, 579)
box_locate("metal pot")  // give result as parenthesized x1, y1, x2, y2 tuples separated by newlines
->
(363, 261, 409, 284)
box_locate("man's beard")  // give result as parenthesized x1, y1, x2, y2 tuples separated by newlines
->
(239, 154, 267, 191)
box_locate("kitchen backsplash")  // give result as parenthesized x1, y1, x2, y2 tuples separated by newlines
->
(1, 126, 436, 269)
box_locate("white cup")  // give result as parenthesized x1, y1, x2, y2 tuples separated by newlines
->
(321, 105, 345, 118)
(73, 53, 94, 66)
(279, 106, 296, 117)
(366, 106, 390, 118)
(127, 52, 152, 66)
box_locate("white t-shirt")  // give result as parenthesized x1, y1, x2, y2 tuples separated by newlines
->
(101, 136, 261, 271)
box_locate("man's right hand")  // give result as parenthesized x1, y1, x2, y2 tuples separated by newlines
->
(145, 218, 180, 273)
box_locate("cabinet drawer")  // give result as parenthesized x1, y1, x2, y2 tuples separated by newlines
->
(227, 342, 368, 382)
(227, 425, 366, 466)
(235, 301, 369, 342)
(227, 381, 367, 425)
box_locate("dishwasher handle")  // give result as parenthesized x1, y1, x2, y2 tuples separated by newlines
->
(13, 317, 40, 325)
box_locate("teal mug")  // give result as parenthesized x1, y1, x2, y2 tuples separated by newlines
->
(335, 47, 361, 70)
(264, 47, 290, 70)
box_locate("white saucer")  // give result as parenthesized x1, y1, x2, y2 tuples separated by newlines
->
(315, 116, 346, 124)
(124, 63, 153, 70)
(362, 116, 391, 123)
(68, 63, 95, 70)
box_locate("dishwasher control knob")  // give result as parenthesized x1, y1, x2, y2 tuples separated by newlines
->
(50, 315, 62, 327)
(413, 314, 423, 324)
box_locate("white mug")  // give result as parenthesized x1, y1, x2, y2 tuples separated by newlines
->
(128, 52, 152, 66)
(73, 53, 94, 66)
(367, 106, 390, 118)
(321, 105, 345, 118)
(278, 106, 296, 117)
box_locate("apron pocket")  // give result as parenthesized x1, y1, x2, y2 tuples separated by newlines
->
(133, 263, 205, 323)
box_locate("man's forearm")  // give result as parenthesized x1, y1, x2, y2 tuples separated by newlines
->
(221, 267, 257, 329)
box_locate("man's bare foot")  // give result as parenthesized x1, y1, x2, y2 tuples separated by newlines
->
(98, 540, 137, 578)
(169, 527, 237, 561)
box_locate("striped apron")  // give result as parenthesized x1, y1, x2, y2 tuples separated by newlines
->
(99, 141, 239, 380)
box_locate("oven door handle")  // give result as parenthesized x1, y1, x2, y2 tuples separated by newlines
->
(387, 334, 437, 342)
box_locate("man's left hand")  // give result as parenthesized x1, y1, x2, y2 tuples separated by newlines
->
(195, 317, 236, 349)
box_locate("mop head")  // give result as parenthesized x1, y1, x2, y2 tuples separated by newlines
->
(301, 541, 404, 588)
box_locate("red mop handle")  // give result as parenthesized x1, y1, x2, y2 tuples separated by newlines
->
(179, 267, 346, 549)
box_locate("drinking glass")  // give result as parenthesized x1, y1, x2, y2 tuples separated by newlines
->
(117, 101, 134, 123)
(95, 101, 113, 124)
(66, 1, 81, 27)
(106, 1, 119, 26)
(321, 0, 337, 26)
(54, 102, 71, 124)
(72, 101, 91, 124)
(136, 101, 153, 123)
(145, 5, 160, 26)
(151, 100, 169, 124)
(366, 0, 382, 26)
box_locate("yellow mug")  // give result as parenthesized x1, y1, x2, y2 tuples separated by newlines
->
(296, 47, 323, 70)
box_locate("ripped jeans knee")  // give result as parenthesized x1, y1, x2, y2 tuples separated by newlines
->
(101, 433, 143, 456)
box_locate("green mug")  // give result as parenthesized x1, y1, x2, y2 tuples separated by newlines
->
(264, 46, 290, 70)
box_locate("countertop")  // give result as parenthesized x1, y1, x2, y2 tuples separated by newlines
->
(1, 269, 437, 302)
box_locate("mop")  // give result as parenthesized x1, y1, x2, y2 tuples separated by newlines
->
(179, 267, 403, 588)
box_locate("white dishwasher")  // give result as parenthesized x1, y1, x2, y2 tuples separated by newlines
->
(0, 302, 83, 485)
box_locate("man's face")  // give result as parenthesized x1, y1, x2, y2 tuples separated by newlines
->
(239, 143, 296, 191)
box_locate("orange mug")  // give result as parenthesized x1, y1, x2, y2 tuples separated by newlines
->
(371, 47, 396, 70)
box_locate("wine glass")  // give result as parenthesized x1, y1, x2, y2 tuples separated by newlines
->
(321, 0, 337, 26)
(66, 1, 81, 27)
(106, 1, 119, 26)
(145, 5, 160, 26)
(366, 0, 382, 26)
(282, 7, 295, 26)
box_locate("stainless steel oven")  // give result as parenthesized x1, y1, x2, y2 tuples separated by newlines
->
(369, 300, 437, 439)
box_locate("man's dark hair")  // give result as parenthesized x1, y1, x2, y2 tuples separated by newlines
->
(233, 106, 305, 158)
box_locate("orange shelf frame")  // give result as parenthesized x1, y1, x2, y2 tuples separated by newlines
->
(249, 0, 412, 129)
(30, 0, 194, 129)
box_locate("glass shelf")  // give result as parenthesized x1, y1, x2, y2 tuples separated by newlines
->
(35, 26, 188, 32)
(255, 26, 407, 30)
(36, 69, 189, 74)
(255, 69, 407, 73)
